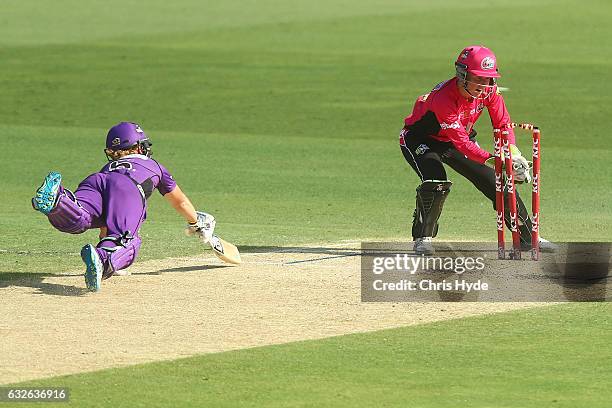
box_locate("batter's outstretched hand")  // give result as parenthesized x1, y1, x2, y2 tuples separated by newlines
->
(185, 211, 216, 243)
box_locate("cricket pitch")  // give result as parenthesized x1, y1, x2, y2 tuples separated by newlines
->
(0, 242, 549, 384)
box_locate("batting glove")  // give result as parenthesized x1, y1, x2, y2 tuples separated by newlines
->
(185, 211, 216, 243)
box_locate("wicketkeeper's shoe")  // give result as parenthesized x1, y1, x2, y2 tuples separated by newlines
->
(81, 244, 102, 292)
(538, 237, 558, 253)
(414, 237, 434, 255)
(521, 237, 558, 253)
(32, 171, 62, 215)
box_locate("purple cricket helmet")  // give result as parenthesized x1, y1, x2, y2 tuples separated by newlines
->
(105, 122, 152, 158)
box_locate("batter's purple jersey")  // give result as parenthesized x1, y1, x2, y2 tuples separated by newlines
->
(75, 154, 176, 226)
(100, 154, 176, 194)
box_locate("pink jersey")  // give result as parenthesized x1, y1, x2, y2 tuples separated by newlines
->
(403, 77, 515, 163)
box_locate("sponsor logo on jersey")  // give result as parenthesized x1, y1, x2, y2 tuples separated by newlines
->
(469, 103, 485, 115)
(481, 56, 495, 70)
(440, 121, 461, 130)
(415, 144, 430, 155)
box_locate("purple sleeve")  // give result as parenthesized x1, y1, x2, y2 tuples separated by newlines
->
(157, 162, 177, 195)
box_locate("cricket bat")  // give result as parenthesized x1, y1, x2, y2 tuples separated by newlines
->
(209, 235, 241, 265)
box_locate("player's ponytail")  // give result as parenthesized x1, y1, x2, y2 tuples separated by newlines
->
(104, 145, 141, 161)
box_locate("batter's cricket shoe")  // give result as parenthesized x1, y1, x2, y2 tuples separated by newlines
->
(32, 171, 62, 215)
(414, 237, 434, 256)
(81, 244, 102, 292)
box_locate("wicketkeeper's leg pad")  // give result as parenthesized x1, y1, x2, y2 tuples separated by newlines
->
(47, 188, 94, 234)
(412, 180, 452, 239)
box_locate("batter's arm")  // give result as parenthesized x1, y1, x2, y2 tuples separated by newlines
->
(163, 185, 198, 224)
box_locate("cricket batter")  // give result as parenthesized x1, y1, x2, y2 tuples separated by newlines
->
(400, 45, 554, 255)
(31, 122, 216, 291)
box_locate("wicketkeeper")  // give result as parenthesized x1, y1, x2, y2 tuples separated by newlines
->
(400, 45, 555, 255)
(31, 122, 216, 291)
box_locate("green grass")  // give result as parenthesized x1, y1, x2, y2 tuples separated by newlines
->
(1, 0, 611, 273)
(9, 303, 611, 408)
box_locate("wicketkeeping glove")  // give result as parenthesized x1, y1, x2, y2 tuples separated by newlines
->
(185, 211, 216, 243)
(512, 158, 532, 184)
(510, 145, 532, 184)
(485, 144, 532, 183)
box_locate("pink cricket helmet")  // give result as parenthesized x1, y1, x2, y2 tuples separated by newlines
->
(455, 45, 501, 79)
